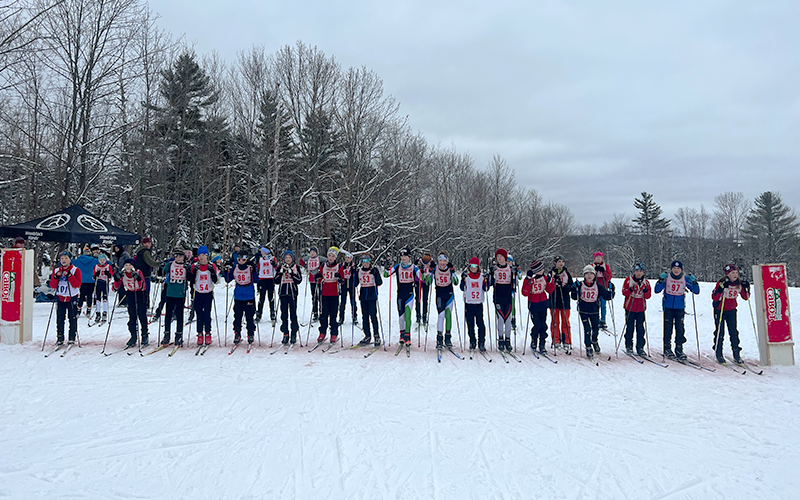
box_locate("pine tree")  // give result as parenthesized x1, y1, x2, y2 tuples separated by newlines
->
(632, 192, 670, 236)
(743, 191, 800, 263)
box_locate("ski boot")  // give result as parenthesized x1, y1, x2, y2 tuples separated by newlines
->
(330, 334, 339, 344)
(126, 335, 137, 348)
(585, 345, 594, 358)
(663, 346, 676, 360)
(56, 337, 65, 346)
(312, 312, 319, 322)
(625, 345, 634, 355)
(68, 339, 75, 345)
(436, 333, 444, 349)
(374, 334, 381, 347)
(539, 343, 547, 355)
(282, 333, 290, 345)
(255, 313, 262, 322)
(511, 316, 517, 330)
(359, 335, 372, 346)
(175, 333, 183, 346)
(469, 338, 477, 350)
(444, 333, 453, 348)
(270, 311, 276, 322)
(637, 348, 648, 358)
(290, 332, 298, 344)
(197, 334, 204, 346)
(599, 321, 607, 330)
(337, 315, 344, 325)
(592, 342, 601, 354)
(353, 317, 358, 326)
(141, 334, 149, 347)
(716, 352, 726, 364)
(248, 334, 254, 344)
(401, 331, 411, 344)
(204, 333, 212, 345)
(530, 337, 536, 350)
(94, 312, 101, 324)
(478, 341, 487, 353)
(234, 332, 242, 344)
(675, 348, 687, 362)
(733, 353, 744, 365)
(161, 333, 171, 346)
(102, 311, 107, 322)
(563, 343, 572, 355)
(317, 332, 326, 343)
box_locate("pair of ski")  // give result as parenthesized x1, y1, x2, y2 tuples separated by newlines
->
(328, 342, 382, 358)
(624, 350, 668, 368)
(437, 345, 462, 362)
(584, 352, 612, 366)
(653, 351, 715, 372)
(394, 343, 411, 357)
(270, 343, 297, 355)
(468, 348, 493, 362)
(498, 349, 523, 364)
(705, 354, 763, 375)
(87, 319, 107, 328)
(44, 343, 75, 358)
(228, 342, 255, 355)
(527, 349, 556, 364)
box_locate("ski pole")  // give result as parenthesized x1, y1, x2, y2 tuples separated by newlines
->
(224, 277, 230, 346)
(41, 299, 56, 351)
(376, 289, 386, 350)
(417, 277, 422, 348)
(747, 296, 759, 347)
(452, 296, 464, 352)
(270, 288, 278, 348)
(691, 292, 701, 363)
(714, 294, 727, 355)
(305, 282, 319, 346)
(523, 308, 530, 356)
(213, 293, 221, 346)
(101, 290, 119, 353)
(388, 266, 393, 346)
(609, 293, 620, 358)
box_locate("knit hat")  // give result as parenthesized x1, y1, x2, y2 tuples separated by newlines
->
(724, 263, 737, 275)
(633, 262, 645, 272)
(260, 247, 270, 255)
(309, 246, 318, 254)
(437, 251, 449, 262)
(173, 246, 185, 256)
(671, 260, 683, 269)
(211, 254, 222, 263)
(592, 251, 604, 258)
(14, 236, 24, 245)
(530, 260, 545, 275)
(327, 246, 339, 257)
(507, 254, 514, 263)
(90, 245, 100, 251)
(283, 249, 295, 262)
(123, 258, 135, 267)
(469, 257, 480, 267)
(495, 248, 508, 260)
(59, 250, 72, 259)
(400, 247, 411, 257)
(342, 251, 353, 259)
(582, 265, 597, 276)
(142, 237, 152, 245)
(554, 255, 564, 263)
(197, 245, 209, 255)
(98, 253, 108, 262)
(237, 248, 249, 258)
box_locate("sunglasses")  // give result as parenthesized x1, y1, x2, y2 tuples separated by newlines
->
(362, 258, 371, 263)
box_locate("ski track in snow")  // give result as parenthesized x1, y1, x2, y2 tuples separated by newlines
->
(1, 282, 799, 499)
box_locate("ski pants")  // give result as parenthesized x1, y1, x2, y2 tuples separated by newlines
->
(416, 282, 430, 322)
(233, 299, 255, 336)
(155, 282, 167, 315)
(280, 294, 299, 338)
(164, 296, 184, 334)
(309, 280, 320, 315)
(663, 307, 686, 349)
(435, 291, 454, 333)
(94, 281, 109, 313)
(464, 303, 485, 346)
(360, 299, 379, 340)
(56, 299, 79, 342)
(339, 280, 357, 321)
(396, 292, 415, 333)
(528, 305, 548, 349)
(126, 290, 148, 340)
(495, 302, 513, 340)
(257, 278, 276, 318)
(194, 292, 213, 334)
(319, 295, 339, 337)
(713, 308, 740, 357)
(550, 308, 571, 345)
(579, 311, 600, 348)
(624, 310, 646, 350)
(79, 283, 94, 311)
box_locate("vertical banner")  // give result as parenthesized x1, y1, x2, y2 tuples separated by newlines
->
(1, 249, 22, 322)
(760, 264, 792, 343)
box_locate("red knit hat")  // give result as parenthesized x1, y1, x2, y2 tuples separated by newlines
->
(469, 257, 480, 267)
(142, 237, 152, 245)
(495, 248, 508, 259)
(724, 264, 738, 275)
(592, 251, 604, 258)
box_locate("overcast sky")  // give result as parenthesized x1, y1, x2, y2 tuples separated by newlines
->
(155, 0, 800, 226)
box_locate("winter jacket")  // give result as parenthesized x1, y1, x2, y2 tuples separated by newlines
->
(135, 247, 159, 278)
(712, 278, 750, 311)
(521, 274, 555, 312)
(73, 255, 98, 284)
(357, 266, 383, 301)
(654, 273, 700, 310)
(317, 261, 343, 297)
(276, 263, 303, 297)
(621, 276, 651, 312)
(226, 262, 257, 301)
(592, 261, 613, 288)
(163, 260, 190, 299)
(571, 280, 612, 315)
(548, 267, 573, 310)
(49, 265, 82, 301)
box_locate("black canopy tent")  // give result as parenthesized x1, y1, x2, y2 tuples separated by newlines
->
(0, 204, 140, 246)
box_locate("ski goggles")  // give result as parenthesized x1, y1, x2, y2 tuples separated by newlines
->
(361, 257, 371, 263)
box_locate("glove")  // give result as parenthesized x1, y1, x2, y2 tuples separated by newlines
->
(609, 287, 616, 299)
(721, 280, 730, 289)
(134, 273, 142, 281)
(742, 280, 750, 293)
(595, 265, 604, 274)
(447, 262, 454, 271)
(452, 276, 459, 286)
(424, 274, 432, 285)
(315, 275, 322, 283)
(461, 271, 467, 281)
(526, 270, 533, 278)
(659, 272, 667, 280)
(687, 274, 696, 284)
(383, 270, 389, 278)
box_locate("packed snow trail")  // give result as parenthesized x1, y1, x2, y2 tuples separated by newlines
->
(1, 282, 798, 499)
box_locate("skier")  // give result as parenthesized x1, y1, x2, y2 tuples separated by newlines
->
(302, 247, 322, 322)
(590, 251, 613, 330)
(338, 251, 358, 325)
(621, 263, 652, 357)
(160, 247, 190, 346)
(548, 256, 573, 352)
(487, 248, 516, 352)
(73, 245, 98, 317)
(111, 244, 131, 279)
(460, 257, 490, 351)
(426, 251, 459, 349)
(255, 247, 278, 322)
(521, 260, 554, 354)
(384, 247, 421, 345)
(711, 264, 750, 364)
(571, 265, 614, 358)
(188, 246, 219, 347)
(92, 253, 114, 325)
(113, 258, 149, 347)
(316, 247, 343, 345)
(275, 250, 303, 345)
(654, 260, 700, 361)
(48, 251, 82, 345)
(356, 252, 383, 346)
(416, 251, 434, 327)
(135, 237, 159, 311)
(226, 248, 258, 345)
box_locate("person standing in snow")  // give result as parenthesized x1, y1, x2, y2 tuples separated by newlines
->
(255, 247, 278, 322)
(621, 263, 652, 357)
(338, 251, 358, 325)
(226, 249, 258, 346)
(654, 260, 700, 361)
(548, 256, 573, 352)
(188, 246, 219, 347)
(590, 251, 613, 330)
(73, 245, 98, 317)
(356, 252, 383, 346)
(316, 247, 343, 345)
(460, 257, 490, 352)
(711, 264, 750, 364)
(571, 265, 614, 358)
(114, 258, 149, 347)
(416, 251, 434, 328)
(160, 247, 190, 346)
(92, 253, 114, 325)
(49, 251, 82, 345)
(135, 237, 159, 311)
(488, 248, 516, 352)
(384, 247, 421, 346)
(426, 251, 459, 349)
(275, 250, 303, 345)
(521, 259, 554, 354)
(301, 247, 322, 322)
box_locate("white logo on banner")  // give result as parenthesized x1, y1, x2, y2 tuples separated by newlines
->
(77, 214, 108, 233)
(35, 214, 71, 230)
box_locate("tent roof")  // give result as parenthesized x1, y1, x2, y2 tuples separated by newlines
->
(0, 204, 140, 246)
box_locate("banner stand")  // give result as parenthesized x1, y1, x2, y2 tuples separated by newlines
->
(752, 264, 794, 366)
(0, 248, 34, 345)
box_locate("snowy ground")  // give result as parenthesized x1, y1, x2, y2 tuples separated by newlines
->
(1, 280, 799, 499)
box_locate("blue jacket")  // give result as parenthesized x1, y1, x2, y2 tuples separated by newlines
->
(73, 255, 98, 284)
(654, 274, 700, 310)
(227, 263, 257, 301)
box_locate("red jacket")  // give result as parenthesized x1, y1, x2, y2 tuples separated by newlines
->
(49, 265, 82, 302)
(712, 279, 750, 311)
(317, 261, 343, 297)
(592, 261, 613, 288)
(521, 275, 554, 303)
(114, 269, 146, 292)
(621, 276, 651, 312)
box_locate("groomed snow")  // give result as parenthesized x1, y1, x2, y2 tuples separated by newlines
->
(1, 280, 798, 499)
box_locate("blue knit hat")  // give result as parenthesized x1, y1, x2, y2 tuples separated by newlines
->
(670, 260, 683, 269)
(197, 245, 209, 255)
(633, 262, 645, 272)
(283, 250, 295, 262)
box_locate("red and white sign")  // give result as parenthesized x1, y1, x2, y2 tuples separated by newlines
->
(761, 264, 792, 343)
(1, 249, 22, 322)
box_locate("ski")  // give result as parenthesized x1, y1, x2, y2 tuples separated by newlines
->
(506, 351, 523, 363)
(394, 343, 404, 356)
(307, 342, 324, 353)
(128, 345, 148, 356)
(168, 345, 181, 357)
(528, 349, 539, 359)
(499, 350, 510, 363)
(321, 342, 338, 353)
(639, 355, 668, 368)
(195, 344, 205, 355)
(285, 343, 295, 354)
(406, 344, 411, 357)
(228, 344, 240, 355)
(145, 343, 173, 356)
(364, 344, 382, 358)
(59, 343, 75, 357)
(199, 344, 211, 356)
(479, 350, 492, 362)
(437, 347, 442, 363)
(44, 344, 63, 357)
(536, 351, 556, 364)
(624, 351, 644, 364)
(270, 344, 288, 355)
(469, 348, 474, 360)
(684, 358, 716, 372)
(247, 343, 255, 353)
(328, 343, 365, 355)
(706, 354, 745, 374)
(734, 359, 763, 375)
(104, 345, 135, 356)
(585, 353, 600, 366)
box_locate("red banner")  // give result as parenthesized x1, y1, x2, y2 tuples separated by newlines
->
(761, 264, 792, 343)
(1, 249, 22, 322)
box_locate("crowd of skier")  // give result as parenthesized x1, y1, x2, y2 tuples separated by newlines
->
(43, 240, 755, 370)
